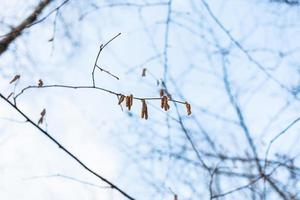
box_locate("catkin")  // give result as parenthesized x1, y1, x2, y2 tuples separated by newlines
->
(161, 96, 170, 111)
(118, 95, 125, 105)
(38, 109, 46, 125)
(141, 99, 148, 120)
(125, 94, 134, 110)
(126, 96, 130, 110)
(142, 68, 147, 77)
(161, 96, 165, 109)
(130, 94, 133, 107)
(9, 75, 20, 84)
(185, 102, 192, 115)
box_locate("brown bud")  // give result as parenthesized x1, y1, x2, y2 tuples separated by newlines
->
(38, 79, 44, 87)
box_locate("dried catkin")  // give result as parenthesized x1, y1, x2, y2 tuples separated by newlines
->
(41, 109, 46, 117)
(38, 109, 46, 125)
(164, 97, 169, 111)
(125, 95, 134, 110)
(185, 102, 192, 115)
(141, 99, 148, 120)
(161, 96, 170, 111)
(161, 96, 165, 109)
(130, 94, 133, 107)
(118, 95, 125, 105)
(142, 68, 147, 77)
(9, 75, 20, 84)
(125, 96, 130, 109)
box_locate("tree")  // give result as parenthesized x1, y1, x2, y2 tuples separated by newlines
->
(1, 0, 300, 199)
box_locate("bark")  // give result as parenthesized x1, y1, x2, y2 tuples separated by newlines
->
(0, 0, 52, 56)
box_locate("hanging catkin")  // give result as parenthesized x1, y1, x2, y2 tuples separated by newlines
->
(161, 96, 170, 111)
(185, 102, 192, 115)
(118, 95, 125, 105)
(141, 99, 148, 120)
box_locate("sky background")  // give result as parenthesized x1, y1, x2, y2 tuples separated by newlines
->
(1, 0, 300, 199)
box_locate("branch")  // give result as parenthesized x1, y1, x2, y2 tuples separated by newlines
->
(92, 33, 121, 86)
(200, 0, 292, 93)
(14, 84, 187, 105)
(212, 165, 281, 199)
(264, 116, 300, 170)
(221, 57, 289, 199)
(0, 93, 135, 200)
(270, 0, 300, 5)
(162, 0, 172, 83)
(221, 58, 261, 171)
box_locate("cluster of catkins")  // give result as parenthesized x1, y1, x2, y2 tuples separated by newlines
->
(118, 89, 192, 120)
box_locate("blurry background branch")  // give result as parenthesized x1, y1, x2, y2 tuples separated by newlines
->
(0, 0, 69, 56)
(1, 0, 300, 199)
(270, 0, 300, 5)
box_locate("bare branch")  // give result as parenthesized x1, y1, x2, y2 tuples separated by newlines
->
(0, 92, 135, 200)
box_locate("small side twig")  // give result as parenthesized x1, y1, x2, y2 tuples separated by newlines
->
(92, 33, 121, 86)
(96, 65, 119, 80)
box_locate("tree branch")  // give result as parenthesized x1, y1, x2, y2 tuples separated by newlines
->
(0, 92, 135, 200)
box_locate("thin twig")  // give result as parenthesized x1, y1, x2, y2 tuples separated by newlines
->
(92, 33, 121, 86)
(14, 84, 187, 105)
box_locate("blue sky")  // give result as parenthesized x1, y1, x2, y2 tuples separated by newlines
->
(1, 0, 300, 199)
